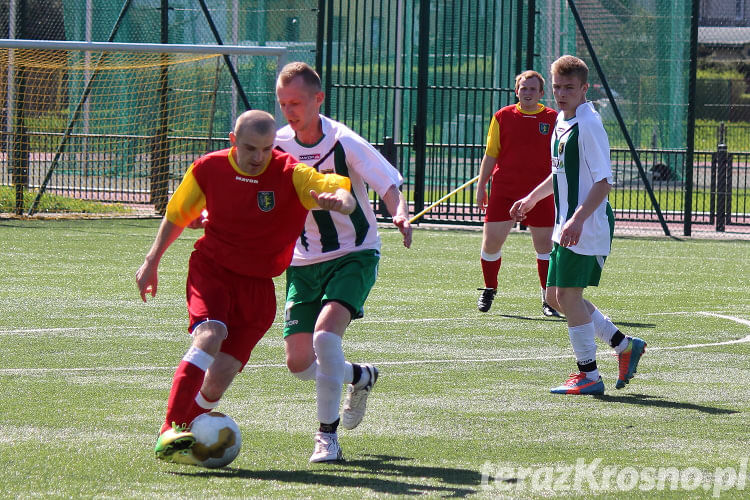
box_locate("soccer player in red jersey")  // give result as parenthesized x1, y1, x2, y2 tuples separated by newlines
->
(135, 109, 355, 465)
(475, 70, 562, 317)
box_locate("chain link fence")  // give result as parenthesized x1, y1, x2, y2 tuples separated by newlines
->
(1, 0, 748, 235)
(1, 0, 317, 216)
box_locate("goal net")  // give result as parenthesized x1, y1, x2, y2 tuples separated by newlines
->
(0, 40, 286, 216)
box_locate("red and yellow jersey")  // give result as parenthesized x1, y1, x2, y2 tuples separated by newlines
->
(484, 102, 558, 197)
(166, 147, 350, 278)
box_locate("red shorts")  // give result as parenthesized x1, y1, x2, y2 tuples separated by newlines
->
(486, 188, 555, 227)
(186, 251, 276, 367)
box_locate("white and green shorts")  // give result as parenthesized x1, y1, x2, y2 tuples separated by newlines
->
(547, 243, 606, 288)
(283, 249, 379, 337)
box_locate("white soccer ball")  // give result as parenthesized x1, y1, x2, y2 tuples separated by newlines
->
(189, 412, 242, 468)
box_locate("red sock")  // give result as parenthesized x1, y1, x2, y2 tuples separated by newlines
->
(162, 360, 206, 432)
(481, 257, 502, 289)
(536, 258, 550, 289)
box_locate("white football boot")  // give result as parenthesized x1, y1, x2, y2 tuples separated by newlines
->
(309, 431, 344, 463)
(342, 364, 379, 430)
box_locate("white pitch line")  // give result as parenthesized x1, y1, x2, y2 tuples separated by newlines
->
(697, 311, 750, 328)
(0, 317, 481, 335)
(0, 326, 153, 334)
(647, 312, 750, 351)
(1, 312, 747, 375)
(358, 317, 480, 324)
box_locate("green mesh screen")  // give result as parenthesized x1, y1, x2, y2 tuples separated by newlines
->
(3, 0, 319, 111)
(535, 0, 693, 151)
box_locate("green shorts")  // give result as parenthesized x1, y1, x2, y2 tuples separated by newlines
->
(283, 249, 380, 337)
(546, 243, 606, 288)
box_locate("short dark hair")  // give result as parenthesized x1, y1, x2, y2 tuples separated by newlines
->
(515, 70, 545, 92)
(277, 62, 322, 92)
(550, 55, 589, 85)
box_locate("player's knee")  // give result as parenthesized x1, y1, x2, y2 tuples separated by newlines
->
(192, 320, 228, 354)
(286, 354, 315, 375)
(313, 331, 344, 365)
(481, 231, 504, 254)
(554, 288, 579, 310)
(546, 293, 562, 311)
(284, 332, 315, 375)
(544, 288, 562, 310)
(481, 247, 502, 260)
(288, 359, 317, 381)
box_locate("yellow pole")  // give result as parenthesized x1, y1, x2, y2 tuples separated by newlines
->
(409, 175, 480, 224)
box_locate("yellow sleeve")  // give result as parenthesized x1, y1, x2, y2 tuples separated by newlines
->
(484, 115, 501, 158)
(292, 163, 352, 210)
(165, 164, 206, 227)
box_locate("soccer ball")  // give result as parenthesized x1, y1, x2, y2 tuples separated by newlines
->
(189, 412, 242, 468)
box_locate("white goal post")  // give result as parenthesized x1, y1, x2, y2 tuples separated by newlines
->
(0, 39, 288, 215)
(1, 39, 289, 130)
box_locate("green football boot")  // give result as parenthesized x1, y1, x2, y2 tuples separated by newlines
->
(154, 423, 197, 464)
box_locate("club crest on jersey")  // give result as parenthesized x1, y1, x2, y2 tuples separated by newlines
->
(558, 141, 566, 155)
(257, 191, 275, 212)
(539, 123, 550, 135)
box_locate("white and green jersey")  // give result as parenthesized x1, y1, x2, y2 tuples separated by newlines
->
(275, 115, 403, 265)
(551, 102, 615, 256)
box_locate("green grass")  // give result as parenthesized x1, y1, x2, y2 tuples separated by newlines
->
(0, 219, 748, 498)
(0, 186, 134, 215)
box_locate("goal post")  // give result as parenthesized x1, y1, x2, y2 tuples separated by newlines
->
(0, 39, 287, 216)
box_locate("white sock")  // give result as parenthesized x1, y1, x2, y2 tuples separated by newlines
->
(481, 248, 502, 261)
(584, 368, 600, 381)
(313, 331, 345, 424)
(352, 364, 371, 389)
(291, 361, 317, 381)
(568, 322, 599, 381)
(195, 391, 220, 410)
(183, 346, 214, 371)
(590, 308, 619, 345)
(291, 360, 355, 383)
(344, 362, 355, 385)
(613, 337, 630, 354)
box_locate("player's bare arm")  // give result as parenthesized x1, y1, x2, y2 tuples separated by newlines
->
(475, 154, 496, 210)
(510, 173, 554, 221)
(310, 188, 356, 215)
(559, 178, 612, 247)
(136, 218, 185, 302)
(382, 184, 412, 248)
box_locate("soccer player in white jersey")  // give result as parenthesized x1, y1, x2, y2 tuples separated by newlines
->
(510, 55, 646, 395)
(275, 62, 412, 462)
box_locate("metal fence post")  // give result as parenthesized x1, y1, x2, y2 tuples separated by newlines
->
(726, 152, 733, 226)
(709, 122, 726, 226)
(412, 0, 430, 220)
(11, 0, 29, 216)
(11, 123, 29, 216)
(683, 0, 699, 236)
(378, 136, 397, 217)
(381, 136, 397, 168)
(715, 138, 728, 232)
(709, 151, 716, 226)
(150, 0, 171, 215)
